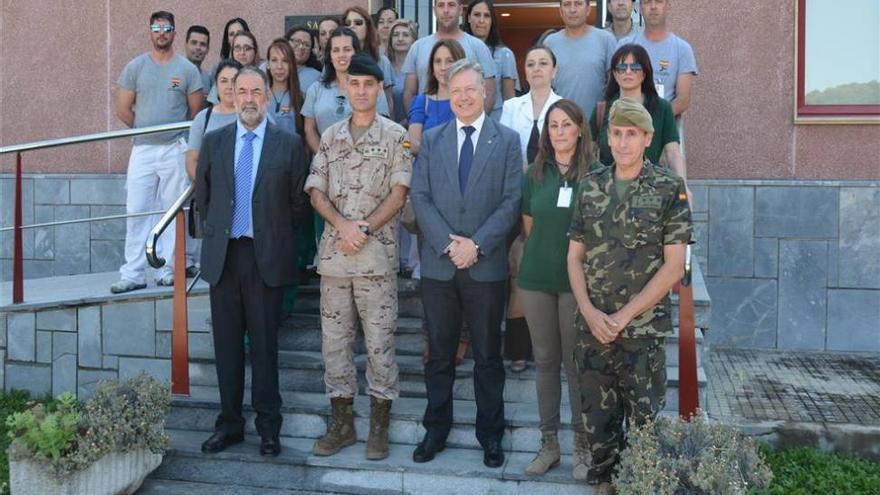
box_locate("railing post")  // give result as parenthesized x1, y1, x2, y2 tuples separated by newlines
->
(171, 210, 190, 396)
(677, 272, 699, 420)
(12, 152, 24, 304)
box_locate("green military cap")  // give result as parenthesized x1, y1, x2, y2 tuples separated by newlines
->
(608, 97, 654, 133)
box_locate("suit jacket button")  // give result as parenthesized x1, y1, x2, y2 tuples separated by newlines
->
(230, 200, 234, 206)
(224, 229, 230, 235)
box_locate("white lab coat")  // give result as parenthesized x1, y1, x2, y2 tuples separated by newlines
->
(499, 89, 563, 167)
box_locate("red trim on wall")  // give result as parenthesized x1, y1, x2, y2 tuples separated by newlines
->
(796, 0, 880, 117)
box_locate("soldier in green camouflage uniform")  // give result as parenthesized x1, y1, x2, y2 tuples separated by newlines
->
(566, 97, 692, 488)
(305, 54, 412, 461)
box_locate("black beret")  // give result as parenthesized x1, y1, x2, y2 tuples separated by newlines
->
(347, 53, 384, 82)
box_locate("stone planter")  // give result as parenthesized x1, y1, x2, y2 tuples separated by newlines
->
(9, 448, 163, 495)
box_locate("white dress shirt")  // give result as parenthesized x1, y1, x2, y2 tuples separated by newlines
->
(499, 89, 562, 166)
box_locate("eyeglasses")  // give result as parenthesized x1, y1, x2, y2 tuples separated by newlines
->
(150, 24, 174, 33)
(289, 39, 312, 49)
(344, 19, 365, 27)
(233, 45, 255, 53)
(336, 95, 347, 116)
(614, 62, 643, 74)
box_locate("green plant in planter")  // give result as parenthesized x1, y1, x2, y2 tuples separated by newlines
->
(6, 373, 170, 479)
(6, 393, 79, 461)
(614, 414, 773, 495)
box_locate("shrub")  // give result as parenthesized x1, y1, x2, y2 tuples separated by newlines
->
(614, 414, 773, 495)
(751, 445, 880, 495)
(5, 373, 170, 479)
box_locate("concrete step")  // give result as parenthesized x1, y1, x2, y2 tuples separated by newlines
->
(278, 312, 706, 365)
(150, 428, 596, 495)
(188, 350, 706, 407)
(138, 478, 333, 494)
(170, 375, 706, 457)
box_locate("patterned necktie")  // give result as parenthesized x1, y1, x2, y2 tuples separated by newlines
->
(458, 125, 476, 194)
(231, 131, 256, 238)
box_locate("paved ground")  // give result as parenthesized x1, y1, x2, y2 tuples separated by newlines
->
(707, 347, 880, 425)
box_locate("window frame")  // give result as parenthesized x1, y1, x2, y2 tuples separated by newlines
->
(795, 0, 880, 124)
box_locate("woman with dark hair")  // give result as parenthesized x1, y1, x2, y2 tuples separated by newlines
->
(266, 39, 304, 136)
(207, 31, 259, 105)
(375, 7, 399, 54)
(386, 19, 418, 124)
(285, 26, 323, 92)
(518, 99, 596, 479)
(219, 18, 250, 60)
(342, 6, 396, 120)
(185, 59, 244, 180)
(407, 39, 465, 155)
(464, 0, 518, 120)
(315, 16, 339, 60)
(501, 45, 563, 166)
(591, 44, 686, 179)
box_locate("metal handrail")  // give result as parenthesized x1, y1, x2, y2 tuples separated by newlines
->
(0, 209, 170, 232)
(146, 184, 194, 269)
(682, 245, 692, 287)
(0, 121, 190, 155)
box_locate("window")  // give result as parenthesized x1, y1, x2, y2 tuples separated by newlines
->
(796, 0, 880, 122)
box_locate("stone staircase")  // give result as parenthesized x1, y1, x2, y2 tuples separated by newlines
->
(144, 263, 711, 494)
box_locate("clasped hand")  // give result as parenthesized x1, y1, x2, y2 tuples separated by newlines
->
(446, 234, 478, 269)
(338, 219, 370, 255)
(580, 305, 633, 344)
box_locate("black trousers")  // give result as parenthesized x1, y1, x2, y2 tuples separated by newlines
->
(209, 238, 284, 438)
(421, 270, 506, 447)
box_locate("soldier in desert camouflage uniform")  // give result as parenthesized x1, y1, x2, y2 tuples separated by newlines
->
(566, 97, 692, 490)
(305, 54, 412, 462)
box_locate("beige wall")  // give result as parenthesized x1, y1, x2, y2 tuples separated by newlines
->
(0, 0, 362, 174)
(2, 1, 879, 179)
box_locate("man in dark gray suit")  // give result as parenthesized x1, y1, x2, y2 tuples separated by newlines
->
(194, 67, 310, 457)
(410, 59, 523, 468)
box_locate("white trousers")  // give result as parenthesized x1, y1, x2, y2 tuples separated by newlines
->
(119, 140, 186, 283)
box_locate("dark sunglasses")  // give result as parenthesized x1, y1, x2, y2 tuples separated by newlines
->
(150, 24, 174, 33)
(344, 19, 365, 27)
(614, 62, 643, 74)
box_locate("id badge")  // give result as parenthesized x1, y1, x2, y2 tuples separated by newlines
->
(654, 80, 666, 99)
(557, 186, 573, 208)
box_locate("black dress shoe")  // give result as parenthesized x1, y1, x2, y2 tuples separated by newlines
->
(201, 431, 244, 454)
(260, 436, 281, 457)
(412, 435, 446, 463)
(483, 440, 505, 468)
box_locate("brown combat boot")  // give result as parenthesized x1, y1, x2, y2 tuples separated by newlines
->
(365, 396, 392, 460)
(313, 397, 356, 456)
(573, 431, 590, 481)
(525, 432, 560, 475)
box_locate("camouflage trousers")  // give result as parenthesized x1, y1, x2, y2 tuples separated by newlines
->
(574, 333, 666, 482)
(320, 274, 400, 400)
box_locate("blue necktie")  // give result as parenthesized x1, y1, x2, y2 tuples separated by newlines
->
(459, 126, 475, 194)
(231, 131, 256, 238)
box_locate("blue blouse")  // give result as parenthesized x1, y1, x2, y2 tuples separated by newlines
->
(408, 94, 454, 131)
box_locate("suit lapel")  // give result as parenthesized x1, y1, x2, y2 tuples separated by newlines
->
(221, 125, 236, 195)
(253, 124, 276, 194)
(440, 122, 463, 202)
(464, 117, 499, 197)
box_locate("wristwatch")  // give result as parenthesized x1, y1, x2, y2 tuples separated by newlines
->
(359, 224, 371, 235)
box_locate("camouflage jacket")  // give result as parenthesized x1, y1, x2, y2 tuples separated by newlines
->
(304, 115, 412, 277)
(568, 161, 692, 338)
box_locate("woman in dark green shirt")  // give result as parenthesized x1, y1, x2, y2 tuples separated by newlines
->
(518, 99, 595, 480)
(590, 44, 686, 180)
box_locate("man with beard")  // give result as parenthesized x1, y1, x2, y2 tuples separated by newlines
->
(195, 67, 310, 457)
(112, 11, 203, 293)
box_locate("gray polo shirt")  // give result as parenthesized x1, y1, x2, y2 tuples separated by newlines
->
(302, 80, 390, 135)
(544, 28, 617, 117)
(402, 32, 497, 92)
(117, 53, 203, 145)
(618, 31, 698, 102)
